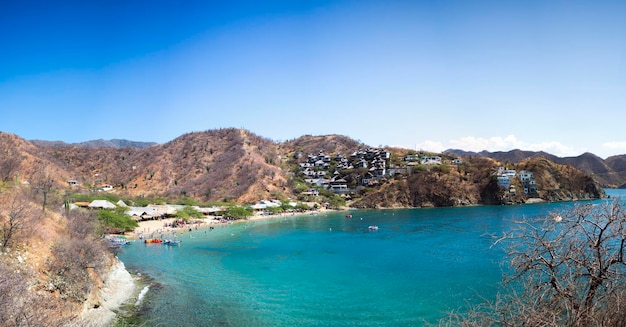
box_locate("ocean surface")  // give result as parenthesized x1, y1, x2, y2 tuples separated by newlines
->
(118, 189, 626, 326)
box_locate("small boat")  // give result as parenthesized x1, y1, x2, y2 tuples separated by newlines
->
(108, 236, 128, 247)
(345, 214, 353, 218)
(368, 225, 379, 230)
(164, 239, 181, 246)
(145, 238, 163, 243)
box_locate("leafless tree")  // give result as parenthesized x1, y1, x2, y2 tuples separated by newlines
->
(0, 155, 20, 183)
(47, 210, 108, 302)
(0, 190, 36, 250)
(439, 199, 626, 326)
(34, 166, 55, 211)
(0, 257, 71, 327)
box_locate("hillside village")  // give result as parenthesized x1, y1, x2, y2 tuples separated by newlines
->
(60, 143, 601, 213)
(297, 147, 391, 194)
(495, 167, 539, 198)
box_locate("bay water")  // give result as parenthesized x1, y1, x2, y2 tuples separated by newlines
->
(117, 189, 626, 326)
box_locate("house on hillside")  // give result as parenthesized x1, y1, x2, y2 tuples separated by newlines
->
(99, 185, 114, 192)
(518, 171, 538, 196)
(497, 176, 511, 188)
(329, 177, 349, 194)
(405, 154, 420, 162)
(421, 156, 442, 165)
(302, 188, 320, 196)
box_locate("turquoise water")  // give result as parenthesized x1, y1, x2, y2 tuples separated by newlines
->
(118, 190, 626, 326)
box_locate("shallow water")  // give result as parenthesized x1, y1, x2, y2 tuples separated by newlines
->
(118, 190, 626, 326)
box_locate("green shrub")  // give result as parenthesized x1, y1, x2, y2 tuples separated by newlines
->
(97, 210, 138, 232)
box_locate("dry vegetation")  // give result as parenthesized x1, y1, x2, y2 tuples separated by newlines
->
(0, 184, 114, 326)
(30, 128, 291, 204)
(440, 200, 626, 326)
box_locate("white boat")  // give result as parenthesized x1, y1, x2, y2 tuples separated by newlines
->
(164, 239, 181, 246)
(108, 236, 128, 247)
(368, 225, 379, 230)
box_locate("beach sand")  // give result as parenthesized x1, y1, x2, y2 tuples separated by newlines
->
(125, 208, 336, 239)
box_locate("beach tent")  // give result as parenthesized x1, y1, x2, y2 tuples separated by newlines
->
(88, 200, 117, 209)
(125, 206, 163, 220)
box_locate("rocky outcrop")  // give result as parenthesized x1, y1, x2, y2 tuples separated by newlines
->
(74, 259, 136, 327)
(353, 157, 605, 209)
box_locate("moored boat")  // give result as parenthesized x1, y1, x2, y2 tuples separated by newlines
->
(107, 236, 128, 247)
(164, 239, 182, 245)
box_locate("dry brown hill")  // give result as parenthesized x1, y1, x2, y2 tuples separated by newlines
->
(517, 157, 605, 201)
(28, 128, 290, 204)
(278, 134, 363, 160)
(447, 148, 626, 188)
(123, 128, 289, 203)
(0, 132, 72, 189)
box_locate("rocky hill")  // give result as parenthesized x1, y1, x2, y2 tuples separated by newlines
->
(350, 155, 604, 208)
(278, 134, 363, 159)
(447, 149, 626, 188)
(26, 129, 289, 204)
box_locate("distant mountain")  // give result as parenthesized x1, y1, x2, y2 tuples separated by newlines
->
(30, 138, 157, 149)
(446, 148, 626, 188)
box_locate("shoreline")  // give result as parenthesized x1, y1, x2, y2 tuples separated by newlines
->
(122, 196, 598, 239)
(75, 258, 137, 327)
(124, 207, 340, 240)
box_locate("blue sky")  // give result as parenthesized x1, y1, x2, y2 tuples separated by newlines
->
(1, 0, 625, 158)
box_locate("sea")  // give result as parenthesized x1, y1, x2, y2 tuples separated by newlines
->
(117, 189, 626, 326)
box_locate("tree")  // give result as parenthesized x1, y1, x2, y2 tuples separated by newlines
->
(175, 206, 204, 222)
(0, 191, 36, 250)
(0, 155, 19, 183)
(48, 210, 108, 302)
(0, 257, 71, 326)
(441, 200, 626, 326)
(97, 209, 138, 233)
(34, 166, 54, 211)
(225, 206, 253, 220)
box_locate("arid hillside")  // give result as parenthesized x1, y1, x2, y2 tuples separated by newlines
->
(448, 149, 626, 188)
(0, 132, 73, 190)
(278, 134, 363, 159)
(29, 128, 290, 204)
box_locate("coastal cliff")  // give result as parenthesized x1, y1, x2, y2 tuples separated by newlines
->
(352, 157, 605, 208)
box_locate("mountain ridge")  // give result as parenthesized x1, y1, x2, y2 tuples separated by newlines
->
(445, 148, 626, 187)
(0, 130, 617, 209)
(30, 138, 157, 149)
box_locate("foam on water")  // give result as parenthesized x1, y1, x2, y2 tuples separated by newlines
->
(135, 285, 150, 306)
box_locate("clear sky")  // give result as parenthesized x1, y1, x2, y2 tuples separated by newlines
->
(1, 0, 625, 158)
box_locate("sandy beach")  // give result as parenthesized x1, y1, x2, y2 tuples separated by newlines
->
(125, 208, 337, 239)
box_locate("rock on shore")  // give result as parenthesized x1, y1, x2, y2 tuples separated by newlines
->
(73, 258, 136, 326)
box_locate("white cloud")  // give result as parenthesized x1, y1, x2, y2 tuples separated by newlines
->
(603, 142, 626, 152)
(414, 135, 584, 158)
